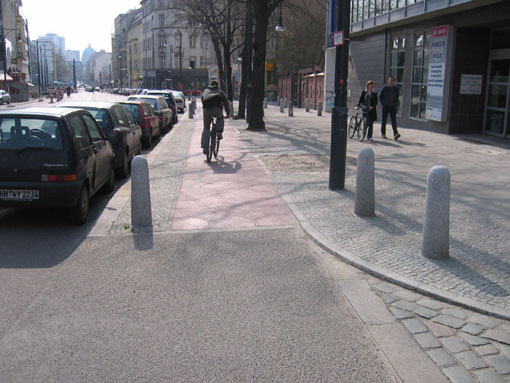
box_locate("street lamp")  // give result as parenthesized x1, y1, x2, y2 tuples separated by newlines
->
(275, 5, 284, 32)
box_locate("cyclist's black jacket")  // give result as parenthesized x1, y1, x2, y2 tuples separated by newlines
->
(201, 84, 230, 115)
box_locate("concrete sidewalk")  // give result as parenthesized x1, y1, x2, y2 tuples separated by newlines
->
(231, 103, 510, 320)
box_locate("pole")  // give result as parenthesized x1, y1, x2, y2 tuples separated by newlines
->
(26, 21, 32, 87)
(328, 0, 350, 190)
(72, 58, 76, 89)
(245, 0, 253, 123)
(36, 39, 41, 95)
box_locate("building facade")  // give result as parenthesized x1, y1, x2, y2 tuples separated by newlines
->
(127, 9, 143, 89)
(112, 9, 137, 89)
(326, 0, 510, 139)
(85, 50, 112, 87)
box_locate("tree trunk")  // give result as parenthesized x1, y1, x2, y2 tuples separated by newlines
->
(223, 46, 233, 101)
(212, 38, 225, 90)
(237, 45, 248, 119)
(248, 2, 269, 131)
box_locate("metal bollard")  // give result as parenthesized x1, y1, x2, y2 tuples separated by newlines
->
(280, 100, 284, 113)
(284, 98, 289, 108)
(131, 156, 152, 230)
(422, 166, 450, 259)
(288, 101, 294, 117)
(277, 96, 280, 106)
(188, 103, 194, 119)
(318, 101, 323, 116)
(264, 97, 268, 109)
(305, 98, 310, 112)
(354, 147, 375, 217)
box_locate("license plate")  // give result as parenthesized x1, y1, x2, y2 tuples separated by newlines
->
(0, 189, 39, 201)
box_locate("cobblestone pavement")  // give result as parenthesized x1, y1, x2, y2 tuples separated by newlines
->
(232, 104, 510, 319)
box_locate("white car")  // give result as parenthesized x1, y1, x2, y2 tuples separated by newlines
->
(0, 90, 11, 105)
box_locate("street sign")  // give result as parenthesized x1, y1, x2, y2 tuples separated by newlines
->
(333, 30, 344, 46)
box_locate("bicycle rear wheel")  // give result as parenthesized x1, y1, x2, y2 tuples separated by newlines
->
(207, 132, 215, 162)
(213, 135, 220, 158)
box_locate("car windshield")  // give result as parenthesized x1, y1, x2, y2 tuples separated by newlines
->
(134, 98, 158, 110)
(122, 104, 141, 120)
(82, 108, 114, 134)
(148, 92, 175, 106)
(0, 117, 63, 150)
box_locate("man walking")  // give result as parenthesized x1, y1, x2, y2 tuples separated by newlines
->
(201, 80, 230, 154)
(379, 76, 401, 140)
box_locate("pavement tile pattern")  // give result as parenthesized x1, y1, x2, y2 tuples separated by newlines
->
(233, 105, 510, 317)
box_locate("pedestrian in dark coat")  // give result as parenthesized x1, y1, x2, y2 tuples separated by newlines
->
(357, 80, 378, 141)
(379, 76, 401, 140)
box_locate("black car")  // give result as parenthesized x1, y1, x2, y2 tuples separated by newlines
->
(0, 107, 116, 224)
(60, 102, 142, 179)
(146, 90, 179, 125)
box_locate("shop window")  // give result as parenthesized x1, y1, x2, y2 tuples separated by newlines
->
(491, 28, 510, 50)
(389, 35, 406, 113)
(410, 31, 430, 119)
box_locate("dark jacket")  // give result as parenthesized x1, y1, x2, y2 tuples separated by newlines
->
(379, 85, 399, 108)
(358, 90, 378, 121)
(201, 84, 230, 115)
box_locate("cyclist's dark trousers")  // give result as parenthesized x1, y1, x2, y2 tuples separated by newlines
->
(365, 113, 374, 139)
(381, 106, 399, 137)
(201, 106, 224, 148)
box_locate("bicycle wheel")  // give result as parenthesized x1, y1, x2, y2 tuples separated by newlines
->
(207, 132, 215, 162)
(348, 115, 357, 138)
(358, 118, 367, 142)
(214, 134, 220, 158)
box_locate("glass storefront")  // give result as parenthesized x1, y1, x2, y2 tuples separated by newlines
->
(484, 29, 510, 138)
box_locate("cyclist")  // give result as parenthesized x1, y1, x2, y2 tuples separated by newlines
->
(201, 80, 230, 154)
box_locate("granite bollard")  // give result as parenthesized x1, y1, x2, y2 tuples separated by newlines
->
(229, 101, 234, 116)
(277, 96, 280, 106)
(305, 98, 310, 112)
(264, 97, 268, 109)
(188, 103, 194, 119)
(288, 101, 294, 117)
(354, 147, 375, 217)
(280, 100, 284, 113)
(131, 155, 152, 230)
(422, 166, 450, 259)
(284, 98, 289, 108)
(318, 101, 323, 116)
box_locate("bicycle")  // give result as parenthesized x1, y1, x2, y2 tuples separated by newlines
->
(348, 106, 368, 142)
(206, 114, 222, 162)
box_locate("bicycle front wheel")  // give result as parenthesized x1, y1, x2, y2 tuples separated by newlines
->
(207, 133, 215, 162)
(348, 115, 357, 139)
(358, 119, 367, 142)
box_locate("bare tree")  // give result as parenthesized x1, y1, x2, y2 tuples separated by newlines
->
(171, 0, 244, 101)
(55, 54, 72, 82)
(248, 0, 284, 131)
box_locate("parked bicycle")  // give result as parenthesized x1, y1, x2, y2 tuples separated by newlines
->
(348, 106, 368, 141)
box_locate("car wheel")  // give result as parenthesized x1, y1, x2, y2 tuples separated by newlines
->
(0, 99, 3, 105)
(103, 167, 115, 193)
(116, 151, 129, 179)
(143, 132, 151, 148)
(70, 186, 89, 225)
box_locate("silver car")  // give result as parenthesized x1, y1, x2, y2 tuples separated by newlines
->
(0, 90, 11, 105)
(171, 90, 186, 113)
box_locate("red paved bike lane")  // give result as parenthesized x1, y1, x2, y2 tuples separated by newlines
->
(172, 117, 295, 230)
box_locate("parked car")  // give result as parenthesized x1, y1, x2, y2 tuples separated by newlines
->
(146, 90, 179, 124)
(0, 90, 11, 105)
(171, 90, 186, 113)
(0, 107, 116, 224)
(119, 100, 160, 148)
(127, 95, 173, 133)
(60, 102, 142, 179)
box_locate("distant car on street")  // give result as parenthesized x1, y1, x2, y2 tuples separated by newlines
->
(0, 90, 11, 105)
(0, 107, 116, 224)
(171, 90, 186, 113)
(119, 100, 161, 148)
(60, 102, 142, 179)
(145, 90, 179, 124)
(127, 95, 173, 133)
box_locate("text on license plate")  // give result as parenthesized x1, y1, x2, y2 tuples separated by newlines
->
(0, 189, 39, 200)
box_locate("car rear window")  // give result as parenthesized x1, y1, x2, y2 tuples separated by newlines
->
(148, 92, 175, 106)
(135, 98, 158, 109)
(122, 104, 141, 120)
(82, 108, 114, 134)
(0, 117, 63, 150)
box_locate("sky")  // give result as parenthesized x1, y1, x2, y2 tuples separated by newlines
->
(21, 0, 142, 55)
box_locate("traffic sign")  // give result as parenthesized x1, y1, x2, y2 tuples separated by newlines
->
(333, 30, 344, 46)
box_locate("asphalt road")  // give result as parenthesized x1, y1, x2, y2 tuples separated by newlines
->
(0, 91, 402, 381)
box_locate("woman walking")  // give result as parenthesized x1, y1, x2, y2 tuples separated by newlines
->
(357, 80, 378, 141)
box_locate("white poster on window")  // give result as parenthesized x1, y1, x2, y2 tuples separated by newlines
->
(426, 26, 449, 122)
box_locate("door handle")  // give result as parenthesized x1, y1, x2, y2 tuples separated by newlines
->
(93, 146, 99, 154)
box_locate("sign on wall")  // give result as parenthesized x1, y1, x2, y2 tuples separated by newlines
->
(460, 74, 483, 95)
(426, 26, 449, 122)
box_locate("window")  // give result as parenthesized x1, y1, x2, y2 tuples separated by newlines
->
(82, 114, 103, 141)
(189, 56, 195, 69)
(143, 104, 153, 117)
(159, 14, 165, 28)
(122, 106, 136, 126)
(113, 106, 128, 127)
(134, 44, 137, 54)
(159, 34, 167, 47)
(69, 115, 91, 149)
(189, 34, 196, 48)
(160, 54, 166, 68)
(410, 31, 430, 119)
(389, 35, 406, 113)
(0, 118, 63, 150)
